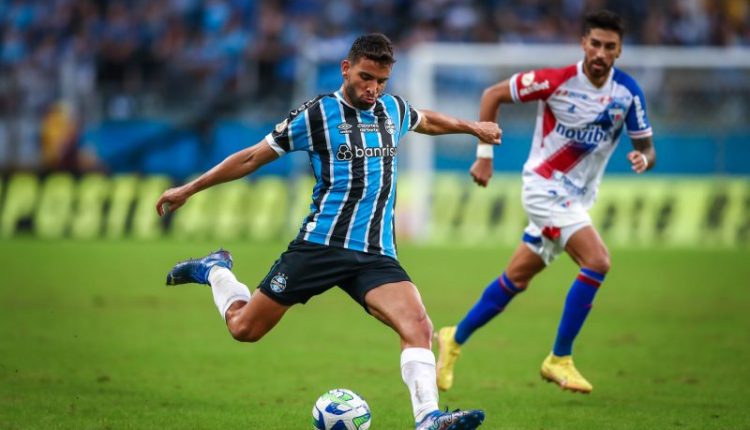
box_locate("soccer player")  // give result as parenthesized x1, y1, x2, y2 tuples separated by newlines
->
(155, 34, 499, 430)
(436, 10, 656, 394)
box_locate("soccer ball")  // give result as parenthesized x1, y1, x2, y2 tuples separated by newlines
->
(312, 388, 371, 430)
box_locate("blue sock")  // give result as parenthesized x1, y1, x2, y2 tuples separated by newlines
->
(455, 273, 524, 345)
(552, 268, 606, 356)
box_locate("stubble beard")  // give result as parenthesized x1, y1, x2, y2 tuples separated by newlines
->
(344, 83, 375, 110)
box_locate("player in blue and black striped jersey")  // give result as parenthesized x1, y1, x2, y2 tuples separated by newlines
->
(155, 34, 499, 430)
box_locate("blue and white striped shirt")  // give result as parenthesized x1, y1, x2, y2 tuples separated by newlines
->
(265, 91, 422, 259)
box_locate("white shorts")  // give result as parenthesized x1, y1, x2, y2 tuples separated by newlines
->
(521, 187, 591, 265)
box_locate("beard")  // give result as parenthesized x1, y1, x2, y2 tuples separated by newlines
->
(586, 59, 611, 78)
(344, 83, 376, 110)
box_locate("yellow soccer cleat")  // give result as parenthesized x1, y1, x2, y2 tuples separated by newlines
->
(540, 353, 593, 394)
(436, 326, 462, 391)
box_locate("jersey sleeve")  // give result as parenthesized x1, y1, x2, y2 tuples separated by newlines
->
(509, 65, 577, 104)
(264, 96, 322, 155)
(624, 80, 653, 139)
(407, 104, 422, 131)
(391, 95, 422, 140)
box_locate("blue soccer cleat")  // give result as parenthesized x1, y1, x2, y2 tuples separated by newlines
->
(166, 249, 233, 286)
(416, 408, 485, 430)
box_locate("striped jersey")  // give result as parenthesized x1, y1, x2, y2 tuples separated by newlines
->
(510, 61, 653, 208)
(265, 90, 422, 259)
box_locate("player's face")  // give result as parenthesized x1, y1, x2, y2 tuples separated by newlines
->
(581, 28, 622, 82)
(341, 57, 392, 110)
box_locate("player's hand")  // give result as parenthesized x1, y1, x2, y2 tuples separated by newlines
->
(470, 158, 494, 187)
(156, 186, 190, 216)
(627, 150, 648, 174)
(474, 121, 502, 145)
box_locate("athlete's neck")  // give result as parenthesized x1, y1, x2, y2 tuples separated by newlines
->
(582, 63, 609, 88)
(339, 85, 353, 105)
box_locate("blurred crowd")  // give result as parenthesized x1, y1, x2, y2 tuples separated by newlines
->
(0, 0, 749, 171)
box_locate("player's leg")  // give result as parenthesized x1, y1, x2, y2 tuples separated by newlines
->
(165, 249, 291, 342)
(365, 282, 485, 430)
(454, 241, 545, 344)
(542, 224, 609, 393)
(555, 224, 610, 355)
(436, 236, 546, 391)
(365, 282, 437, 421)
(222, 291, 290, 342)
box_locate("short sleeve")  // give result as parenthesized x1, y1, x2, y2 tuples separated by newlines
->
(264, 96, 324, 155)
(624, 81, 653, 139)
(509, 64, 577, 103)
(391, 95, 422, 139)
(408, 105, 422, 131)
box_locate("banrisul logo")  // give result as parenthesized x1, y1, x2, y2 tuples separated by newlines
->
(336, 145, 353, 161)
(336, 144, 396, 161)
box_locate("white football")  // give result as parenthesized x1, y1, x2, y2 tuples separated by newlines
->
(312, 388, 371, 430)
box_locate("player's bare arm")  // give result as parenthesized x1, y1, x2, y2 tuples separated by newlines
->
(155, 141, 279, 216)
(414, 109, 501, 144)
(627, 136, 656, 174)
(471, 79, 513, 187)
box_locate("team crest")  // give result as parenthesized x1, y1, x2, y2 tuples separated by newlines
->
(607, 107, 625, 128)
(385, 118, 395, 135)
(593, 100, 627, 131)
(270, 273, 288, 293)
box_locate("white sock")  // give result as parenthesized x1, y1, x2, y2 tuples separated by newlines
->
(207, 266, 251, 321)
(401, 347, 440, 423)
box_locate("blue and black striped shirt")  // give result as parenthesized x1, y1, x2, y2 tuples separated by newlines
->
(265, 91, 422, 259)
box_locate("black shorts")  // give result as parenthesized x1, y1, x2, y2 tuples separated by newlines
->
(258, 239, 411, 310)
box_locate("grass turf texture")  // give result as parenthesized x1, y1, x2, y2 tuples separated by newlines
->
(1, 239, 748, 429)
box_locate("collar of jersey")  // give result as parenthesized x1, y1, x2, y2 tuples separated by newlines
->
(335, 90, 377, 112)
(576, 60, 614, 91)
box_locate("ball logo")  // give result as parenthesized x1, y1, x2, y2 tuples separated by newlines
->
(336, 144, 354, 161)
(384, 118, 395, 135)
(270, 273, 288, 293)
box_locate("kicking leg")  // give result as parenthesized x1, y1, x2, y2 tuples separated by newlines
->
(208, 263, 290, 342)
(165, 249, 289, 343)
(223, 289, 290, 342)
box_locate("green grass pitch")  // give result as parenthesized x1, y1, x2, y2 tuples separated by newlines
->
(1, 239, 749, 429)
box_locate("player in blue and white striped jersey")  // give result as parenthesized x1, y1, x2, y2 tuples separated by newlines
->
(156, 34, 499, 430)
(264, 88, 419, 259)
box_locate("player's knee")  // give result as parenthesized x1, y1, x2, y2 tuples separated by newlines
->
(229, 321, 265, 343)
(583, 253, 611, 274)
(507, 277, 530, 291)
(504, 273, 531, 291)
(402, 308, 433, 346)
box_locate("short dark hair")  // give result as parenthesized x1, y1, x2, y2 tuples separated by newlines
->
(583, 10, 625, 39)
(347, 33, 395, 66)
